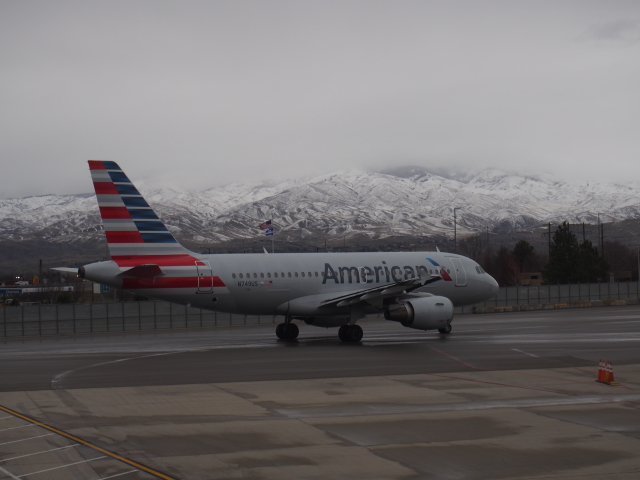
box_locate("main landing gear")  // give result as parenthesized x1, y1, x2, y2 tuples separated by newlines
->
(276, 322, 299, 340)
(438, 323, 452, 334)
(339, 324, 363, 343)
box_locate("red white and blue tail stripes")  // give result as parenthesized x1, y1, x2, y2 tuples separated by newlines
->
(89, 160, 190, 258)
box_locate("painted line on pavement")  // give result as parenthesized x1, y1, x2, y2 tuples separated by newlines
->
(0, 404, 177, 480)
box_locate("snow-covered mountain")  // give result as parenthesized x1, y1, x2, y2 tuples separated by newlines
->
(2, 167, 640, 246)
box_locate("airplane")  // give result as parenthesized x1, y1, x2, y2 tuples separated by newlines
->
(56, 160, 499, 343)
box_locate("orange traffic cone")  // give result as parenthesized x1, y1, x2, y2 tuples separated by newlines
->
(596, 359, 619, 386)
(608, 361, 620, 386)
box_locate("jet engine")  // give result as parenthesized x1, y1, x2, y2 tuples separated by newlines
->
(384, 296, 453, 331)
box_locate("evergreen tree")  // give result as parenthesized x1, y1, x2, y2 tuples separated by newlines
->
(543, 222, 581, 283)
(543, 222, 609, 284)
(512, 240, 534, 270)
(578, 240, 609, 282)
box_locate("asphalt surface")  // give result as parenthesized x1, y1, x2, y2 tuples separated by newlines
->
(2, 305, 640, 392)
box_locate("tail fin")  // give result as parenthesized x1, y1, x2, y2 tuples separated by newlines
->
(89, 160, 193, 263)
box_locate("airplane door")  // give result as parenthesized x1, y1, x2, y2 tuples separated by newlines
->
(447, 258, 467, 287)
(196, 261, 213, 293)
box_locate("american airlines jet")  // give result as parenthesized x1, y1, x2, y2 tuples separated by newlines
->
(58, 161, 499, 343)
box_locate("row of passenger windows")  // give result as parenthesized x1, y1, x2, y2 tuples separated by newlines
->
(230, 268, 449, 280)
(232, 272, 321, 279)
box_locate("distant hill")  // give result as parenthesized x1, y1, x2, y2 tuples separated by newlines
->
(2, 167, 640, 273)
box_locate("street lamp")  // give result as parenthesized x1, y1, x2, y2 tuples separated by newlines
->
(627, 231, 640, 282)
(453, 207, 461, 253)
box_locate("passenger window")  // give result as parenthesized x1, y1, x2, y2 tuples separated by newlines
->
(274, 273, 278, 278)
(288, 272, 291, 277)
(232, 273, 236, 279)
(295, 272, 298, 277)
(315, 272, 318, 277)
(267, 273, 271, 278)
(308, 272, 312, 277)
(253, 273, 257, 278)
(246, 273, 250, 278)
(239, 273, 243, 278)
(301, 272, 305, 277)
(321, 271, 325, 277)
(281, 272, 285, 277)
(260, 273, 264, 278)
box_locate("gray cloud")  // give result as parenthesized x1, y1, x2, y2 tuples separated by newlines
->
(581, 19, 640, 43)
(1, 1, 640, 198)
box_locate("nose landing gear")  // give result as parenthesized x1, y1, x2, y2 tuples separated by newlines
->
(338, 324, 363, 343)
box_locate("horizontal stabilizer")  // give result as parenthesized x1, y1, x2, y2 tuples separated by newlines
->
(118, 264, 164, 278)
(51, 267, 79, 274)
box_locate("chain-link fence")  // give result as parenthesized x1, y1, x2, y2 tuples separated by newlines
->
(0, 302, 279, 338)
(456, 281, 640, 314)
(2, 281, 639, 338)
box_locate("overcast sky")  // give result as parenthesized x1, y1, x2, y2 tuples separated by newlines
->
(1, 1, 639, 198)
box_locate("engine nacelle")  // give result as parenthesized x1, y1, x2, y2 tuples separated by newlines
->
(384, 296, 453, 330)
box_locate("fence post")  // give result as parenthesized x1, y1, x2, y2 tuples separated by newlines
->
(90, 303, 93, 333)
(138, 302, 141, 331)
(200, 307, 202, 328)
(3, 305, 6, 337)
(122, 302, 125, 331)
(73, 303, 76, 334)
(185, 304, 188, 328)
(56, 304, 59, 335)
(154, 301, 157, 329)
(21, 305, 24, 337)
(170, 303, 173, 329)
(39, 304, 42, 336)
(214, 310, 217, 327)
(107, 301, 110, 332)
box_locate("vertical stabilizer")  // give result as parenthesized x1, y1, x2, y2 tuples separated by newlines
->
(89, 160, 193, 263)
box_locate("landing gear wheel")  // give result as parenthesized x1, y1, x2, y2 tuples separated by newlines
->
(276, 322, 299, 340)
(338, 325, 349, 342)
(438, 323, 452, 334)
(349, 325, 363, 342)
(338, 325, 363, 343)
(284, 322, 299, 340)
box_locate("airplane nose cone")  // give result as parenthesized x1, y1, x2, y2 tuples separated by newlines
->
(487, 274, 499, 293)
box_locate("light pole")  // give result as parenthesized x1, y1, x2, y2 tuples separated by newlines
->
(627, 231, 640, 282)
(453, 207, 461, 253)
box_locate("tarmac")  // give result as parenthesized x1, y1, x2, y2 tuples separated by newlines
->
(1, 305, 640, 479)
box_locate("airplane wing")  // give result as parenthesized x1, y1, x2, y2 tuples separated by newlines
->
(321, 275, 442, 308)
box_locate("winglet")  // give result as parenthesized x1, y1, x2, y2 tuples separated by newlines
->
(263, 247, 269, 254)
(436, 246, 440, 252)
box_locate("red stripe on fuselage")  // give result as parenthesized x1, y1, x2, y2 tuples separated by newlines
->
(99, 207, 131, 219)
(93, 182, 118, 194)
(105, 231, 144, 243)
(122, 276, 226, 289)
(88, 160, 106, 170)
(111, 255, 200, 267)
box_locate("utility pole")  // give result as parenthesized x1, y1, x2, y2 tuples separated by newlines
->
(582, 222, 585, 243)
(548, 222, 551, 258)
(453, 207, 460, 253)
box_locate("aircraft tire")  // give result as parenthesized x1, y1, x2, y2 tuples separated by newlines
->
(438, 324, 452, 334)
(338, 325, 349, 342)
(338, 325, 363, 343)
(276, 323, 286, 339)
(285, 323, 299, 340)
(349, 325, 363, 342)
